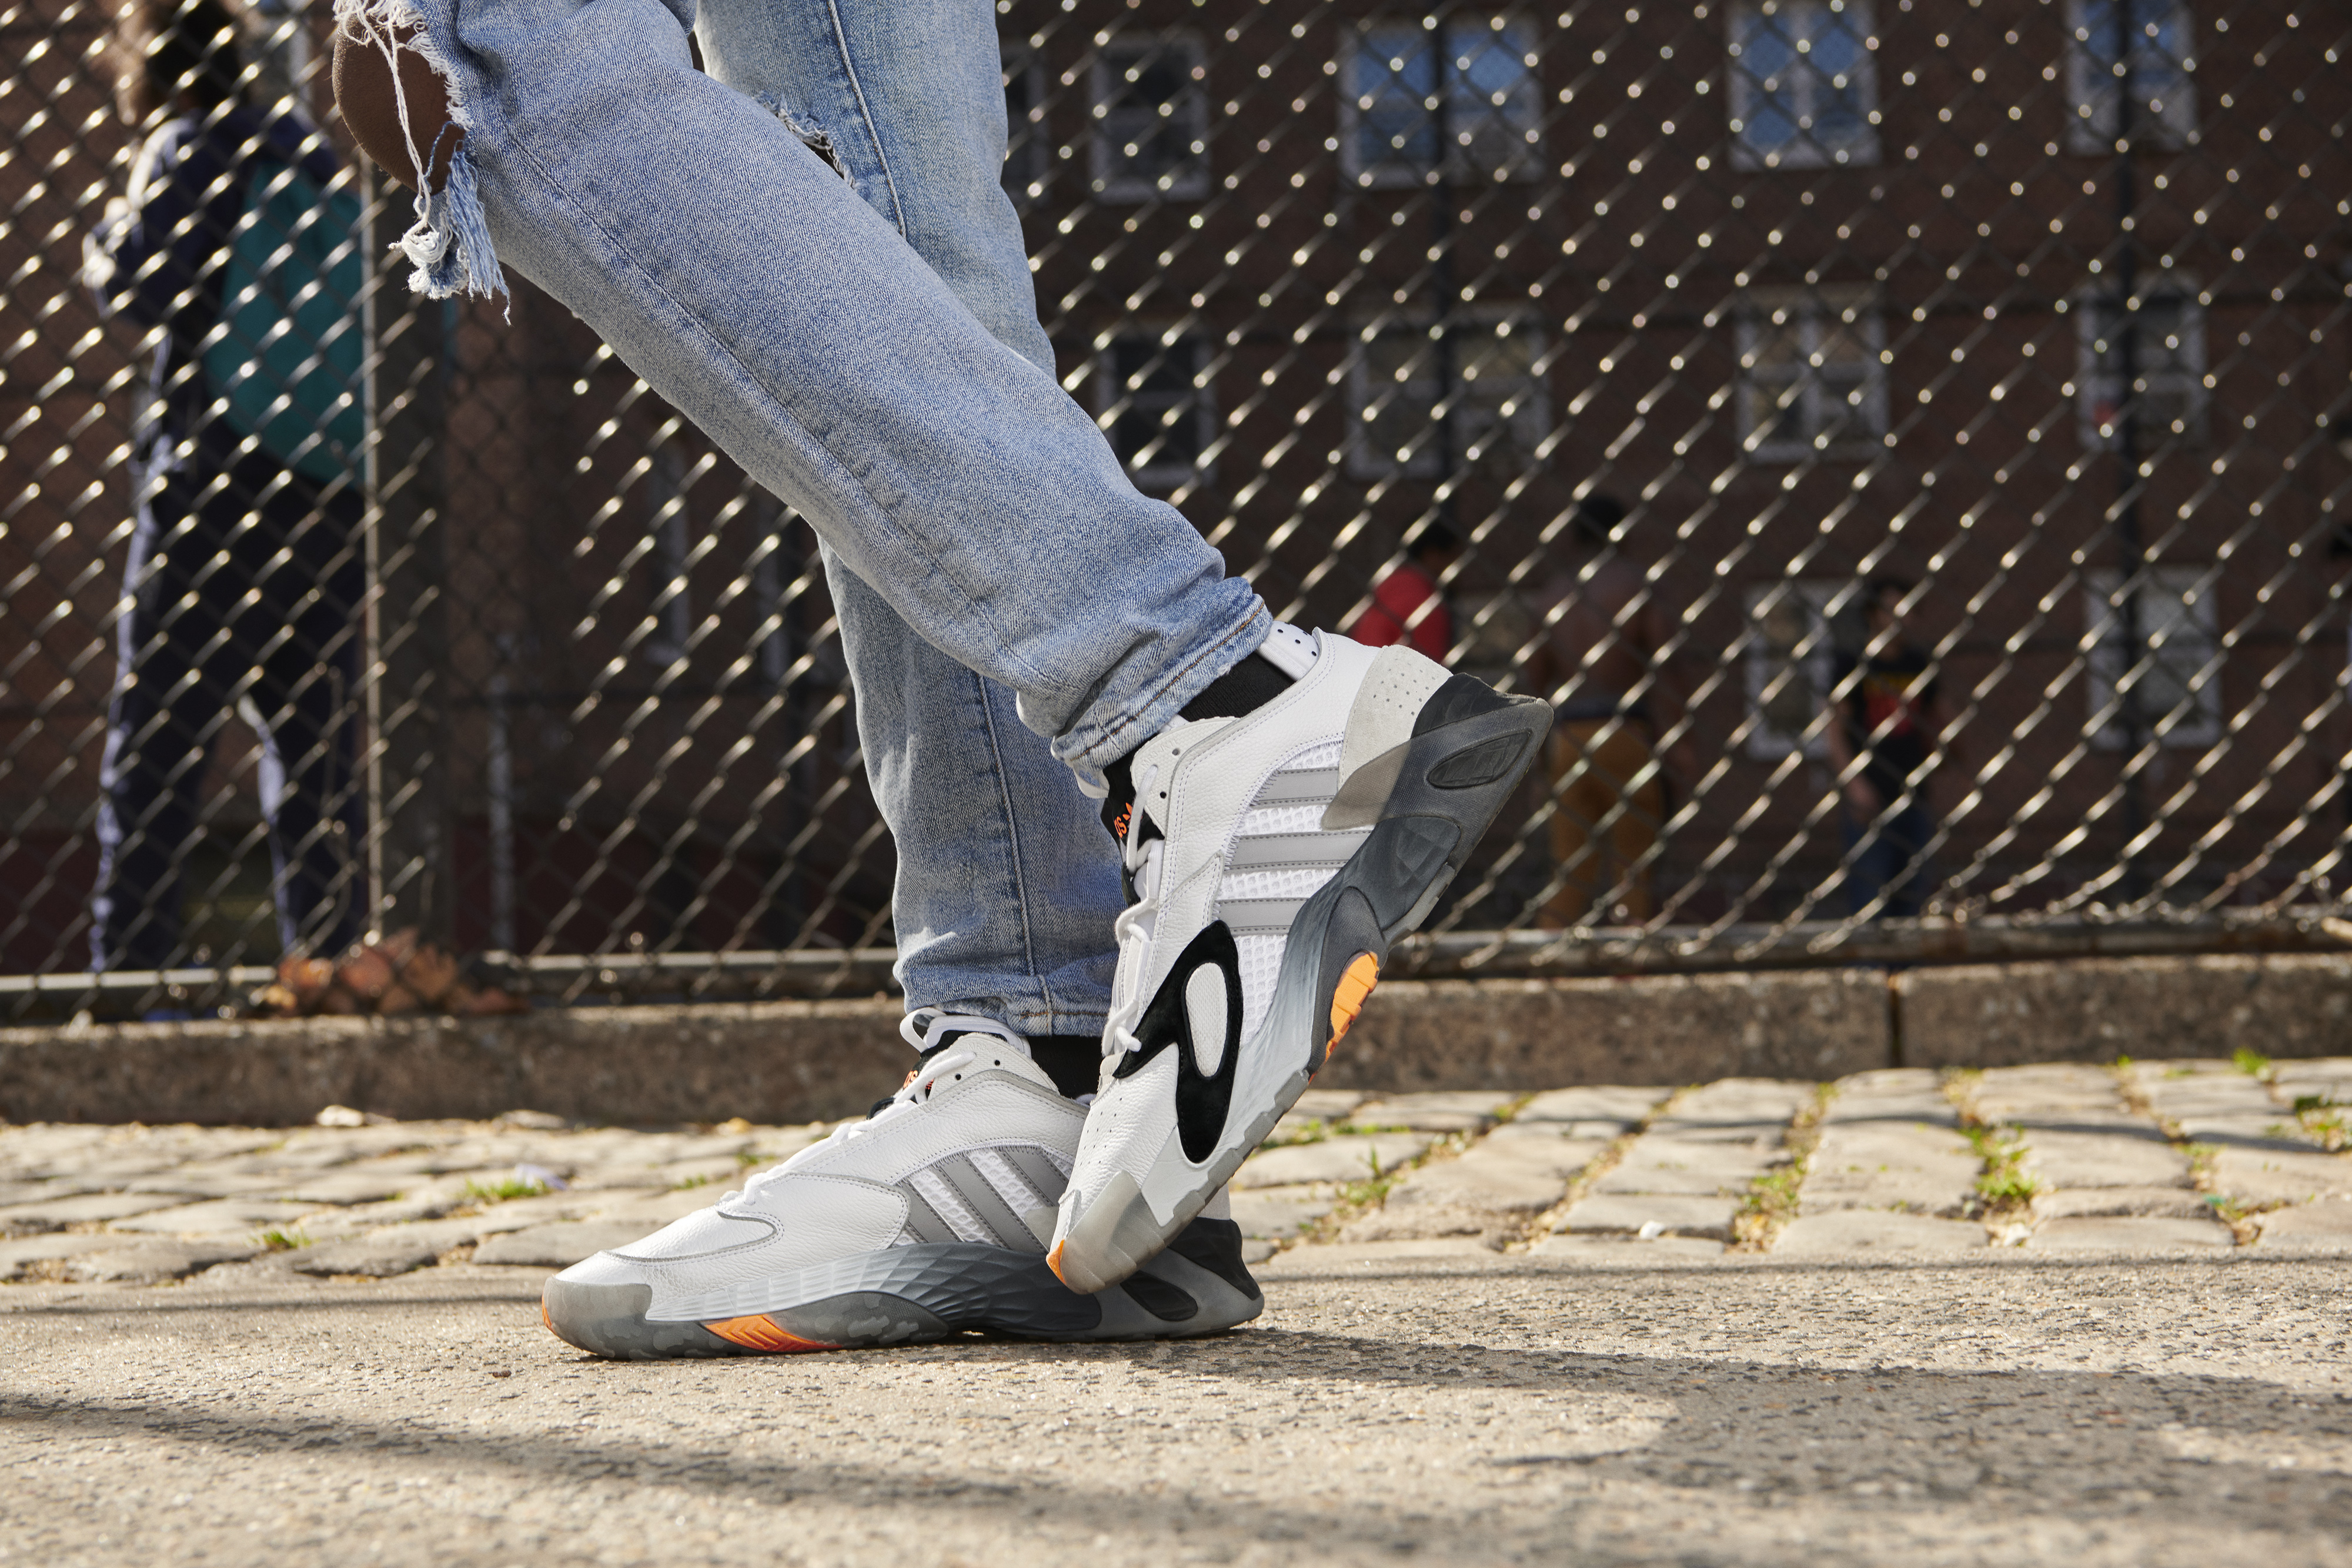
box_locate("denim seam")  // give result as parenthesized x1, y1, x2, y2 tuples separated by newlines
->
(970, 667, 1051, 1024)
(479, 72, 1067, 704)
(817, 0, 910, 238)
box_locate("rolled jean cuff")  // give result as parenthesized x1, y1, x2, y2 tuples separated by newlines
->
(1044, 599, 1271, 792)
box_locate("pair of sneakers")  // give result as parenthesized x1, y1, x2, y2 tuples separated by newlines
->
(542, 627, 1549, 1356)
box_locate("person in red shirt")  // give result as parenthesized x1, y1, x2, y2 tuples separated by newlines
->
(1351, 525, 1461, 662)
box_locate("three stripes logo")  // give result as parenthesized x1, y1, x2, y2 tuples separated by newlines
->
(1112, 920, 1244, 1165)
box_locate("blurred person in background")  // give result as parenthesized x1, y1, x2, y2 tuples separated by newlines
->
(82, 0, 368, 974)
(1529, 494, 1690, 928)
(1822, 578, 1949, 920)
(1349, 523, 1460, 661)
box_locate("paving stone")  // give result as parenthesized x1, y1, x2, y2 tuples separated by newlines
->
(1229, 1185, 1338, 1241)
(2251, 1198, 2352, 1255)
(1342, 1129, 1609, 1243)
(2208, 1146, 2352, 1205)
(2024, 1216, 2233, 1253)
(573, 1186, 726, 1229)
(1657, 1078, 1815, 1129)
(1287, 1091, 1371, 1121)
(1347, 1092, 1514, 1133)
(0, 1232, 120, 1280)
(64, 1239, 263, 1283)
(1971, 1063, 2124, 1118)
(655, 1157, 755, 1191)
(1798, 1122, 1979, 1216)
(1512, 1085, 1672, 1128)
(1773, 1211, 1986, 1257)
(269, 1169, 428, 1205)
(2037, 1184, 2211, 1219)
(286, 1233, 447, 1278)
(1556, 1193, 1739, 1241)
(1232, 1133, 1434, 1189)
(105, 1199, 325, 1237)
(2167, 1115, 2313, 1153)
(1529, 1232, 1727, 1263)
(1594, 1138, 1785, 1196)
(0, 1180, 86, 1206)
(473, 1222, 647, 1268)
(0, 1191, 191, 1235)
(120, 1170, 306, 1199)
(1238, 1238, 1278, 1265)
(2019, 1127, 2189, 1189)
(1822, 1068, 1953, 1121)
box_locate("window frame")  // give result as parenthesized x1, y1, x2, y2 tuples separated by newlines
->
(1725, 0, 1882, 172)
(1733, 285, 1889, 464)
(2064, 0, 2197, 155)
(1094, 327, 1217, 492)
(2083, 566, 2223, 751)
(1338, 14, 1545, 190)
(1345, 307, 1552, 481)
(2074, 271, 2207, 449)
(1001, 40, 1050, 208)
(1089, 32, 1211, 205)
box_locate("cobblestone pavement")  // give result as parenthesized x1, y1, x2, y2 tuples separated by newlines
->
(4, 1058, 2351, 1564)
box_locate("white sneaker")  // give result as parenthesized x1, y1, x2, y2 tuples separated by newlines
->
(1048, 626, 1551, 1293)
(540, 1011, 1261, 1357)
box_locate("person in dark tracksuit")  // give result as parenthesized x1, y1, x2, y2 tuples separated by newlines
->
(83, 0, 365, 972)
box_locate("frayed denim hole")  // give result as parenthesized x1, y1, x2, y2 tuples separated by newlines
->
(757, 94, 850, 182)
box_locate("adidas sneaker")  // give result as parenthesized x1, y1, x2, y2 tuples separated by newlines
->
(1048, 624, 1550, 1293)
(541, 1012, 1261, 1357)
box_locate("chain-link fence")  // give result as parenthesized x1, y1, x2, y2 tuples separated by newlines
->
(2, 0, 2348, 1017)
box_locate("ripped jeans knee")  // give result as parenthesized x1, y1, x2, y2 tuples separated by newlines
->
(330, 0, 506, 301)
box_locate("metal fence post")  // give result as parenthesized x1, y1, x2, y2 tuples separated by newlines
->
(361, 169, 453, 945)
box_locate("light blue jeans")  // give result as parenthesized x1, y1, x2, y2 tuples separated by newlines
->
(341, 0, 1267, 1035)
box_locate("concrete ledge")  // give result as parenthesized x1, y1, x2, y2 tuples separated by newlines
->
(0, 1001, 909, 1126)
(6, 954, 2344, 1124)
(1896, 952, 2352, 1068)
(1321, 969, 1891, 1093)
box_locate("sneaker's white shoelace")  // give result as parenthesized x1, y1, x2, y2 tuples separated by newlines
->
(737, 1010, 1019, 1199)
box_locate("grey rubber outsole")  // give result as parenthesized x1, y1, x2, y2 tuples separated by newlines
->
(1055, 696, 1555, 1293)
(542, 1220, 1262, 1360)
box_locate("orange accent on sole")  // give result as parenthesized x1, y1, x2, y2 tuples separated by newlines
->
(540, 1300, 555, 1334)
(1326, 952, 1382, 1057)
(1046, 1239, 1071, 1288)
(702, 1314, 838, 1353)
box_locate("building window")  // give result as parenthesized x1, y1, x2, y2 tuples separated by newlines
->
(2084, 567, 2221, 750)
(1735, 287, 1887, 463)
(1090, 34, 1209, 203)
(1726, 0, 1880, 170)
(644, 441, 691, 668)
(1340, 15, 1543, 189)
(1347, 310, 1549, 479)
(1096, 331, 1214, 489)
(1743, 580, 1856, 760)
(2065, 0, 2196, 155)
(1001, 42, 1048, 205)
(2076, 273, 2206, 449)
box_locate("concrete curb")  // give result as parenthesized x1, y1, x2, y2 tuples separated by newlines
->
(2, 952, 2345, 1124)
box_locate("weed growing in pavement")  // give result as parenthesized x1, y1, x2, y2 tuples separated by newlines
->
(673, 1174, 714, 1190)
(2289, 1095, 2350, 1152)
(2233, 1047, 2276, 1081)
(735, 1151, 763, 1168)
(1731, 1082, 1832, 1251)
(463, 1176, 547, 1204)
(255, 1227, 312, 1252)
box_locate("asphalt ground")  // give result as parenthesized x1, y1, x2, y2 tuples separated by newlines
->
(5, 1246, 2350, 1567)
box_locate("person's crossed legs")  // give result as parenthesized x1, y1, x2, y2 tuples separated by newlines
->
(335, 0, 1549, 1351)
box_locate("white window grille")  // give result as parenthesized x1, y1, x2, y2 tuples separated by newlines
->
(2065, 0, 2196, 155)
(1347, 310, 1549, 480)
(1726, 0, 1880, 170)
(1090, 34, 1210, 203)
(1340, 14, 1544, 189)
(1742, 579, 1847, 760)
(2074, 272, 2207, 449)
(1735, 286, 1887, 463)
(2084, 567, 2223, 750)
(645, 442, 691, 668)
(1095, 330, 1214, 490)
